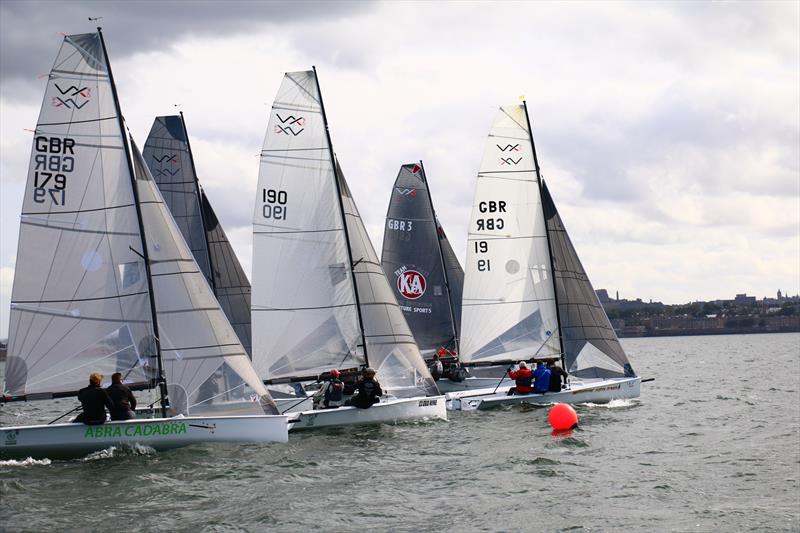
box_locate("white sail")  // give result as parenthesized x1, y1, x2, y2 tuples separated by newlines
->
(459, 105, 561, 363)
(131, 141, 276, 415)
(252, 70, 362, 380)
(4, 31, 276, 418)
(4, 33, 154, 396)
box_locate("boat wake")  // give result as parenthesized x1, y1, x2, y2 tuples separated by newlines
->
(0, 457, 52, 467)
(82, 443, 157, 461)
(582, 398, 638, 409)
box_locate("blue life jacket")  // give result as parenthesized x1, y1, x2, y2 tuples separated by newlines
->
(533, 365, 551, 393)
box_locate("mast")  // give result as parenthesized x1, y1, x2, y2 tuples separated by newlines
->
(522, 100, 566, 372)
(311, 66, 370, 366)
(419, 160, 460, 354)
(179, 111, 217, 293)
(98, 27, 168, 417)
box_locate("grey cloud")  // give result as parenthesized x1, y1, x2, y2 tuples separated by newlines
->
(0, 0, 373, 85)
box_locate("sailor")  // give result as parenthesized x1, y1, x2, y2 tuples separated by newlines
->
(506, 361, 533, 396)
(533, 361, 551, 393)
(428, 354, 444, 381)
(348, 368, 383, 409)
(106, 372, 137, 420)
(320, 368, 345, 409)
(547, 360, 568, 392)
(73, 372, 114, 425)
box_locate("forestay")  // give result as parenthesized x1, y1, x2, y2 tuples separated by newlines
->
(252, 71, 363, 381)
(144, 115, 252, 356)
(337, 161, 438, 397)
(380, 163, 462, 356)
(541, 181, 636, 379)
(5, 32, 154, 396)
(460, 105, 561, 363)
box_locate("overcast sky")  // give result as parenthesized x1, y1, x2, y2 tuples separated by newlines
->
(1, 1, 798, 337)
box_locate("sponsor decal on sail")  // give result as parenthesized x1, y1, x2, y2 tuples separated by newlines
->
(397, 269, 426, 300)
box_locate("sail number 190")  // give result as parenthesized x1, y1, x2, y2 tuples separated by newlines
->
(262, 188, 288, 220)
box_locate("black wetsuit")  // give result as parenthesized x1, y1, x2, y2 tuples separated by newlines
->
(350, 378, 382, 409)
(548, 365, 568, 392)
(74, 383, 114, 425)
(107, 382, 137, 420)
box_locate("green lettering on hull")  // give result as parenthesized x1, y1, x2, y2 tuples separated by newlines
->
(83, 422, 187, 440)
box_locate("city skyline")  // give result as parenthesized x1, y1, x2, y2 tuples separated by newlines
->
(1, 1, 798, 338)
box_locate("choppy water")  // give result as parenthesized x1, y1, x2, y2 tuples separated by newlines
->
(1, 333, 798, 532)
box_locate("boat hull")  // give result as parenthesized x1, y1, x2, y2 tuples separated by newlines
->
(445, 377, 641, 411)
(435, 376, 507, 393)
(0, 415, 290, 459)
(288, 396, 446, 430)
(274, 397, 314, 413)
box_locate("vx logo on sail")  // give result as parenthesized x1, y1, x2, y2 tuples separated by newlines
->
(499, 157, 522, 165)
(51, 83, 92, 109)
(274, 114, 305, 136)
(152, 154, 178, 164)
(153, 168, 180, 177)
(395, 188, 417, 197)
(496, 144, 520, 152)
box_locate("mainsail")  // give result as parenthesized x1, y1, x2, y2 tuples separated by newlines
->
(4, 30, 275, 417)
(252, 69, 437, 397)
(459, 105, 561, 364)
(541, 180, 636, 379)
(143, 115, 252, 356)
(380, 163, 463, 356)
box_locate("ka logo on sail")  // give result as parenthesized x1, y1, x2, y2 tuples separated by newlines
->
(397, 270, 426, 300)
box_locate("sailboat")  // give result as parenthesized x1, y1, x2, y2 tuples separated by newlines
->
(0, 30, 288, 459)
(380, 163, 464, 360)
(251, 69, 446, 428)
(446, 102, 641, 410)
(143, 114, 312, 413)
(143, 114, 252, 357)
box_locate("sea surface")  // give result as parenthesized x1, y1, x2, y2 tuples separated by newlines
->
(1, 333, 798, 532)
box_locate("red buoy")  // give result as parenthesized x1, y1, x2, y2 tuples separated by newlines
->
(548, 403, 578, 430)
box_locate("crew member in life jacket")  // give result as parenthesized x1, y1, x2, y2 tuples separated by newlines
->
(533, 361, 551, 393)
(73, 372, 115, 425)
(348, 367, 383, 409)
(315, 368, 345, 409)
(428, 353, 444, 381)
(547, 360, 568, 392)
(506, 362, 533, 396)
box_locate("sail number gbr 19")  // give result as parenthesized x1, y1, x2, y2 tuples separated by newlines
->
(261, 188, 288, 220)
(473, 200, 506, 272)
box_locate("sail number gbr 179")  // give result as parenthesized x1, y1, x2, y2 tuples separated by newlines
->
(261, 188, 288, 220)
(31, 136, 74, 206)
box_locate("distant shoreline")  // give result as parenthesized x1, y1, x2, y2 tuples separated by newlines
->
(617, 327, 800, 338)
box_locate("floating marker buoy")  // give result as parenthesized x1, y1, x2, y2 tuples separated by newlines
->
(548, 403, 578, 430)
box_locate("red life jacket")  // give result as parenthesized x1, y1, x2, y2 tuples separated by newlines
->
(508, 368, 533, 393)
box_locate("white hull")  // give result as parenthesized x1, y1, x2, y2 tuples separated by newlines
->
(0, 414, 290, 459)
(435, 376, 507, 393)
(274, 397, 314, 413)
(288, 396, 447, 430)
(445, 377, 641, 411)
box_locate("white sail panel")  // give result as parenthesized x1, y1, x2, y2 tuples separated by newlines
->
(460, 105, 561, 363)
(4, 33, 154, 396)
(251, 71, 362, 380)
(131, 139, 276, 415)
(337, 163, 439, 398)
